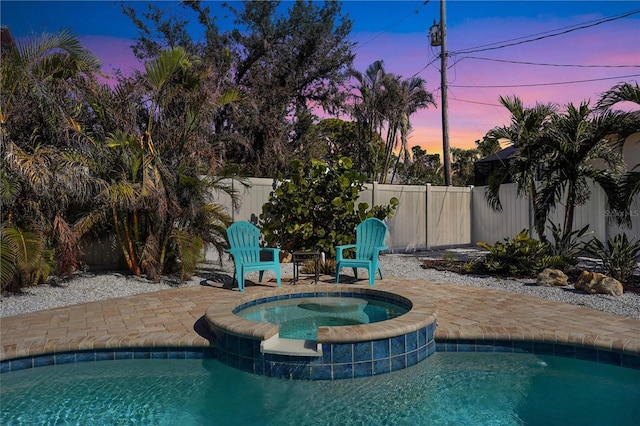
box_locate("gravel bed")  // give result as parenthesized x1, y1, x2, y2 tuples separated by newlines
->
(2, 251, 639, 319)
(381, 252, 640, 320)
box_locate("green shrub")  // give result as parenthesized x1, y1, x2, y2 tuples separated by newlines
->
(461, 258, 481, 274)
(259, 156, 398, 257)
(546, 222, 591, 266)
(442, 251, 456, 264)
(584, 234, 640, 282)
(477, 229, 563, 275)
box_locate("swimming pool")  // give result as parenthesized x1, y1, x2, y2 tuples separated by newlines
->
(2, 352, 639, 425)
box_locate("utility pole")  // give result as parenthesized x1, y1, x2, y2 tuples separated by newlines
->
(440, 0, 452, 186)
(430, 0, 452, 186)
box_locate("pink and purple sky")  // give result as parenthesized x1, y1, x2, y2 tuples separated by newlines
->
(2, 0, 639, 157)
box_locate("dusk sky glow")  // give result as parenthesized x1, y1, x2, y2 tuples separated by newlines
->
(3, 0, 639, 157)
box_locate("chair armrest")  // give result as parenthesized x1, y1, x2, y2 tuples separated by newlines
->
(260, 247, 280, 253)
(336, 244, 357, 251)
(335, 244, 356, 261)
(260, 247, 281, 263)
(372, 245, 389, 256)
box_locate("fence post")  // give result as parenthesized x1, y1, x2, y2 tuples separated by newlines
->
(426, 183, 432, 250)
(528, 195, 535, 239)
(468, 185, 474, 245)
(231, 178, 236, 222)
(372, 181, 377, 207)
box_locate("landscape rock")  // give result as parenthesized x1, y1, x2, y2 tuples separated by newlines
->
(280, 251, 292, 263)
(574, 271, 624, 296)
(536, 268, 568, 287)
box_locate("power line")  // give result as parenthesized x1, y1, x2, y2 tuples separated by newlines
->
(449, 74, 640, 89)
(410, 9, 639, 86)
(453, 9, 640, 54)
(449, 97, 502, 107)
(464, 56, 640, 69)
(355, 1, 429, 51)
(452, 9, 640, 55)
(411, 56, 439, 78)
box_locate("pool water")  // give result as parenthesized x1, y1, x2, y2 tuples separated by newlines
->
(238, 296, 408, 340)
(2, 353, 638, 425)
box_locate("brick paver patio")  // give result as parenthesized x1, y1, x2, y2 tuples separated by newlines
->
(2, 275, 639, 362)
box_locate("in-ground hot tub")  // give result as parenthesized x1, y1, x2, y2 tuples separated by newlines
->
(205, 285, 437, 380)
(238, 295, 410, 340)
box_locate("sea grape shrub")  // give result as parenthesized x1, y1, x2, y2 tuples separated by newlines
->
(260, 156, 398, 257)
(477, 229, 564, 275)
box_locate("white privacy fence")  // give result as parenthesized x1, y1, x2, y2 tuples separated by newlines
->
(214, 177, 638, 253)
(471, 183, 639, 245)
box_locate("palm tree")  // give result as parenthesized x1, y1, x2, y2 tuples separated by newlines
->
(349, 61, 434, 183)
(485, 95, 557, 240)
(83, 47, 240, 282)
(0, 30, 102, 290)
(596, 82, 640, 220)
(536, 101, 627, 242)
(450, 147, 480, 186)
(348, 60, 388, 179)
(385, 75, 435, 183)
(475, 134, 501, 158)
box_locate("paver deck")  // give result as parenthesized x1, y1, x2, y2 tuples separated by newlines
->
(2, 275, 639, 362)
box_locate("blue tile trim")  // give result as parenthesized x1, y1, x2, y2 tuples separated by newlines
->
(1, 347, 212, 374)
(215, 319, 437, 380)
(33, 354, 55, 367)
(435, 338, 640, 370)
(354, 341, 372, 362)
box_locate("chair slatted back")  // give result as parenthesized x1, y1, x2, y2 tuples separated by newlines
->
(227, 222, 262, 263)
(355, 218, 387, 260)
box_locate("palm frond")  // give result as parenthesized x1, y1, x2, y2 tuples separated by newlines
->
(0, 168, 21, 206)
(483, 167, 512, 211)
(0, 222, 47, 290)
(596, 82, 640, 111)
(0, 223, 19, 288)
(140, 232, 161, 282)
(53, 214, 79, 276)
(621, 169, 640, 204)
(101, 181, 141, 210)
(174, 229, 204, 282)
(3, 141, 53, 192)
(144, 46, 190, 92)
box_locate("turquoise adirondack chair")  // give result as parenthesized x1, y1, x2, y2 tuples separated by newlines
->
(335, 218, 388, 286)
(226, 222, 281, 292)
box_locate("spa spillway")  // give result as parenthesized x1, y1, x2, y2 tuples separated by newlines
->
(205, 285, 437, 380)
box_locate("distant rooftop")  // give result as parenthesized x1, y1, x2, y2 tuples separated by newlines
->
(475, 146, 516, 164)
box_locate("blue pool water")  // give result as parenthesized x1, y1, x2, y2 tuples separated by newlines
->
(238, 296, 409, 340)
(2, 352, 638, 425)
